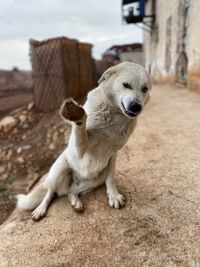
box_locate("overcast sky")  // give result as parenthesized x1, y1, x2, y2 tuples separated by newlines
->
(0, 0, 142, 70)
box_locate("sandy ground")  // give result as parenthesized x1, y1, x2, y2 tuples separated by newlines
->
(0, 84, 200, 267)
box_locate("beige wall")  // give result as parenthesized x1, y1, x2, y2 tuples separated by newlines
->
(144, 0, 200, 92)
(187, 0, 200, 92)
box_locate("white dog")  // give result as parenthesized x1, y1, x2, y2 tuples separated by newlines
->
(17, 62, 151, 221)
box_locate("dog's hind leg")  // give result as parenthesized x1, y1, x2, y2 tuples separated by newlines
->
(31, 152, 71, 221)
(60, 98, 88, 158)
(31, 188, 54, 221)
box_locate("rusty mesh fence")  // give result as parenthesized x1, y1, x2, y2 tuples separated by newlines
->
(30, 37, 95, 112)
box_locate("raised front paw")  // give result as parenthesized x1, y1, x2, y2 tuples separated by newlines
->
(60, 98, 86, 122)
(108, 192, 126, 209)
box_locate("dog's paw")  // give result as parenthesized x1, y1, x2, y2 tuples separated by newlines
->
(60, 98, 86, 122)
(32, 205, 47, 221)
(68, 193, 84, 213)
(108, 193, 126, 209)
(71, 198, 84, 213)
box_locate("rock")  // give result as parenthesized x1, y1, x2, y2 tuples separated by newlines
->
(52, 132, 58, 142)
(0, 165, 5, 175)
(12, 128, 18, 134)
(27, 172, 40, 191)
(17, 157, 24, 164)
(27, 115, 34, 123)
(49, 143, 56, 150)
(9, 106, 25, 116)
(17, 147, 22, 154)
(22, 145, 32, 150)
(6, 150, 13, 161)
(7, 162, 12, 172)
(19, 114, 27, 123)
(22, 134, 26, 140)
(27, 102, 34, 111)
(64, 132, 69, 144)
(17, 146, 31, 154)
(59, 128, 64, 133)
(21, 110, 27, 115)
(22, 123, 29, 129)
(0, 172, 7, 182)
(47, 131, 52, 139)
(0, 116, 18, 133)
(1, 85, 200, 266)
(0, 151, 6, 161)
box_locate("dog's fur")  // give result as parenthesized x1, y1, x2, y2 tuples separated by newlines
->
(17, 62, 151, 221)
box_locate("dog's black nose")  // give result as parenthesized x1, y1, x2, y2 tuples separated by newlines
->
(128, 101, 142, 115)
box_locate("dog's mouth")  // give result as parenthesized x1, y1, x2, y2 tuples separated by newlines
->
(121, 102, 137, 118)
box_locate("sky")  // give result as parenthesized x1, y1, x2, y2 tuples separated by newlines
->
(0, 0, 143, 70)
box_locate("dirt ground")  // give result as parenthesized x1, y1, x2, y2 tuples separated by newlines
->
(0, 105, 70, 224)
(0, 84, 200, 266)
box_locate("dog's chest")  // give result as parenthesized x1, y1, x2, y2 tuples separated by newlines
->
(87, 110, 136, 150)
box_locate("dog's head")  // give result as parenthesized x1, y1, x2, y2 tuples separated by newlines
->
(98, 61, 151, 119)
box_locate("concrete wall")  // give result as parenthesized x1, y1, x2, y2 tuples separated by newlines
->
(187, 0, 200, 92)
(144, 0, 200, 92)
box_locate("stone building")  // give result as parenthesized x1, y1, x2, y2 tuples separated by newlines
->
(102, 43, 144, 66)
(144, 0, 200, 92)
(95, 43, 144, 80)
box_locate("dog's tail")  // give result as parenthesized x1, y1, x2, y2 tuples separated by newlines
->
(16, 183, 47, 210)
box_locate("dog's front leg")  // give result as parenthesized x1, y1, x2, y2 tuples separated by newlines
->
(106, 153, 126, 209)
(60, 99, 88, 157)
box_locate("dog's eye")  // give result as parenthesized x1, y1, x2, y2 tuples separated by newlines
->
(123, 83, 132, 89)
(142, 86, 148, 93)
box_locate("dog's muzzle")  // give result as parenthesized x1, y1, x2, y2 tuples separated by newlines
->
(122, 100, 142, 117)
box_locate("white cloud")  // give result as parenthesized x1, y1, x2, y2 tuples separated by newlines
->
(0, 0, 142, 69)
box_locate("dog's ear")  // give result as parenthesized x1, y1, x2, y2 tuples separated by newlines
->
(98, 65, 120, 84)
